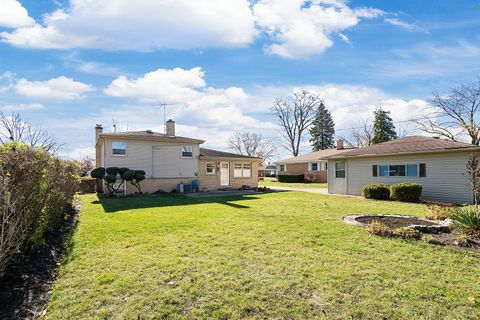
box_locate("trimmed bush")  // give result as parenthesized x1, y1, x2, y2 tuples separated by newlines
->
(393, 227, 422, 240)
(106, 167, 120, 176)
(452, 206, 480, 235)
(366, 221, 392, 237)
(91, 167, 105, 178)
(362, 184, 390, 200)
(277, 174, 304, 183)
(390, 183, 422, 202)
(304, 172, 317, 183)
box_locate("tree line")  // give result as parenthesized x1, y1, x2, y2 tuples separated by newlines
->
(229, 77, 480, 161)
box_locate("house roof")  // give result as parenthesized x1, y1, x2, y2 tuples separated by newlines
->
(276, 148, 351, 163)
(325, 136, 480, 159)
(99, 130, 205, 144)
(199, 148, 261, 160)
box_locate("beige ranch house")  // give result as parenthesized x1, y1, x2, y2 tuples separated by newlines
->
(325, 136, 480, 204)
(275, 140, 350, 183)
(95, 120, 260, 194)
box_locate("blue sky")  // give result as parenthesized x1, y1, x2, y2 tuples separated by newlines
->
(0, 0, 479, 160)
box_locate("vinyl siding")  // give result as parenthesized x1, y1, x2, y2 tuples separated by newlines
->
(198, 159, 259, 190)
(328, 151, 473, 204)
(102, 138, 200, 178)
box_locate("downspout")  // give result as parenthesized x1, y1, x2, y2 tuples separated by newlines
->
(151, 145, 154, 178)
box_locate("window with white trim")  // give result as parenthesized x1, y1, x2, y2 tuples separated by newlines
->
(279, 164, 286, 172)
(181, 145, 193, 158)
(206, 162, 216, 175)
(335, 162, 346, 178)
(234, 163, 252, 178)
(112, 142, 126, 156)
(378, 164, 418, 177)
(310, 162, 319, 171)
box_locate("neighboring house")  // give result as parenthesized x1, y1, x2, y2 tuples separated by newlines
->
(275, 140, 350, 183)
(95, 120, 260, 194)
(325, 136, 480, 204)
(258, 164, 278, 177)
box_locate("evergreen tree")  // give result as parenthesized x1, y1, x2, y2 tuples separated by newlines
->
(309, 102, 335, 151)
(371, 108, 397, 144)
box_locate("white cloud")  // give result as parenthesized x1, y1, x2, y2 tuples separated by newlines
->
(0, 103, 45, 111)
(253, 0, 383, 58)
(104, 67, 206, 103)
(0, 0, 35, 28)
(14, 76, 95, 101)
(1, 0, 257, 51)
(61, 146, 95, 160)
(385, 18, 429, 34)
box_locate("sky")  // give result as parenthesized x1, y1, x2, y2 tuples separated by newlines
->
(0, 0, 479, 161)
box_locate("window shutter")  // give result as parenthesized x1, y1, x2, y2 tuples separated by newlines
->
(419, 163, 426, 177)
(372, 165, 377, 177)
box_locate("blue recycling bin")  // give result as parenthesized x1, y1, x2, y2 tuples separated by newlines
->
(192, 179, 200, 192)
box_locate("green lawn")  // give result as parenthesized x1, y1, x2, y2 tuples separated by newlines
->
(259, 178, 327, 189)
(47, 192, 480, 319)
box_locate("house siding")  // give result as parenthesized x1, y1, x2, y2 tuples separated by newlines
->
(102, 138, 200, 178)
(198, 159, 259, 191)
(328, 151, 474, 204)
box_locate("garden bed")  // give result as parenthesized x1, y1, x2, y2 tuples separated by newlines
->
(0, 200, 81, 319)
(343, 214, 480, 253)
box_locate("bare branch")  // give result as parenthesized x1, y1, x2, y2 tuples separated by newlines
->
(228, 131, 277, 165)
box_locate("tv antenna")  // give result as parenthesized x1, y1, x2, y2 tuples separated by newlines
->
(152, 103, 175, 134)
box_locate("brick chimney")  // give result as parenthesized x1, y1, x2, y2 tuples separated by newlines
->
(166, 119, 175, 136)
(95, 124, 103, 167)
(336, 139, 344, 150)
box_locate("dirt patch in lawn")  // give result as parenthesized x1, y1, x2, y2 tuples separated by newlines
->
(356, 215, 439, 229)
(0, 200, 81, 319)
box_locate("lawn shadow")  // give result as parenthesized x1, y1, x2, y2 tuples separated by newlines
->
(93, 193, 263, 213)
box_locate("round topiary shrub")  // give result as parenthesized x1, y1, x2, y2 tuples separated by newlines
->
(105, 174, 117, 183)
(90, 167, 105, 179)
(106, 167, 120, 176)
(390, 183, 422, 202)
(135, 170, 146, 176)
(122, 169, 136, 181)
(119, 167, 130, 175)
(362, 184, 390, 200)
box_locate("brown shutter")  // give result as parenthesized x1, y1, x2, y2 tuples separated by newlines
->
(372, 165, 378, 177)
(419, 163, 426, 177)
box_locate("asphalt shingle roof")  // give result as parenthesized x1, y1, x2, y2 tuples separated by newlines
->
(325, 136, 478, 159)
(277, 148, 351, 163)
(199, 148, 260, 159)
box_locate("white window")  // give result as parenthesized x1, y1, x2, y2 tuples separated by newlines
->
(279, 164, 286, 172)
(206, 162, 216, 175)
(181, 145, 193, 158)
(378, 164, 418, 177)
(310, 162, 319, 171)
(112, 142, 126, 156)
(335, 162, 346, 178)
(234, 163, 252, 178)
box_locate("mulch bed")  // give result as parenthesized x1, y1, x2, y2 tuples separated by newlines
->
(356, 215, 439, 229)
(0, 200, 81, 320)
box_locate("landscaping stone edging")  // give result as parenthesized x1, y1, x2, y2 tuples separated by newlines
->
(342, 214, 453, 233)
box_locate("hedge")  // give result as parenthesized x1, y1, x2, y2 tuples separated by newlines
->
(362, 184, 390, 200)
(277, 174, 304, 183)
(390, 182, 422, 202)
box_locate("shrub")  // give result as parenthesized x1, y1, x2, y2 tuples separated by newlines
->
(452, 206, 480, 235)
(91, 166, 146, 196)
(366, 221, 392, 237)
(425, 204, 456, 220)
(362, 184, 390, 200)
(390, 183, 422, 202)
(392, 227, 422, 240)
(304, 172, 317, 183)
(277, 174, 304, 183)
(0, 142, 81, 278)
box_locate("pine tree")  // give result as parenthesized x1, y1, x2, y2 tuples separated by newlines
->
(371, 108, 397, 144)
(309, 102, 335, 151)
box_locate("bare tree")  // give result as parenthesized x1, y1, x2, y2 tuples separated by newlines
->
(416, 78, 480, 145)
(466, 155, 480, 204)
(0, 112, 61, 153)
(340, 119, 373, 148)
(271, 90, 320, 156)
(228, 131, 276, 165)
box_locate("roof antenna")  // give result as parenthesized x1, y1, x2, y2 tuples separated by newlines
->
(152, 103, 175, 134)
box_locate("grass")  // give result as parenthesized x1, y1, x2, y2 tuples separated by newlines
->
(46, 192, 480, 319)
(259, 178, 327, 189)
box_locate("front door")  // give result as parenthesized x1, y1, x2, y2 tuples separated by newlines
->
(220, 162, 230, 186)
(334, 161, 347, 194)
